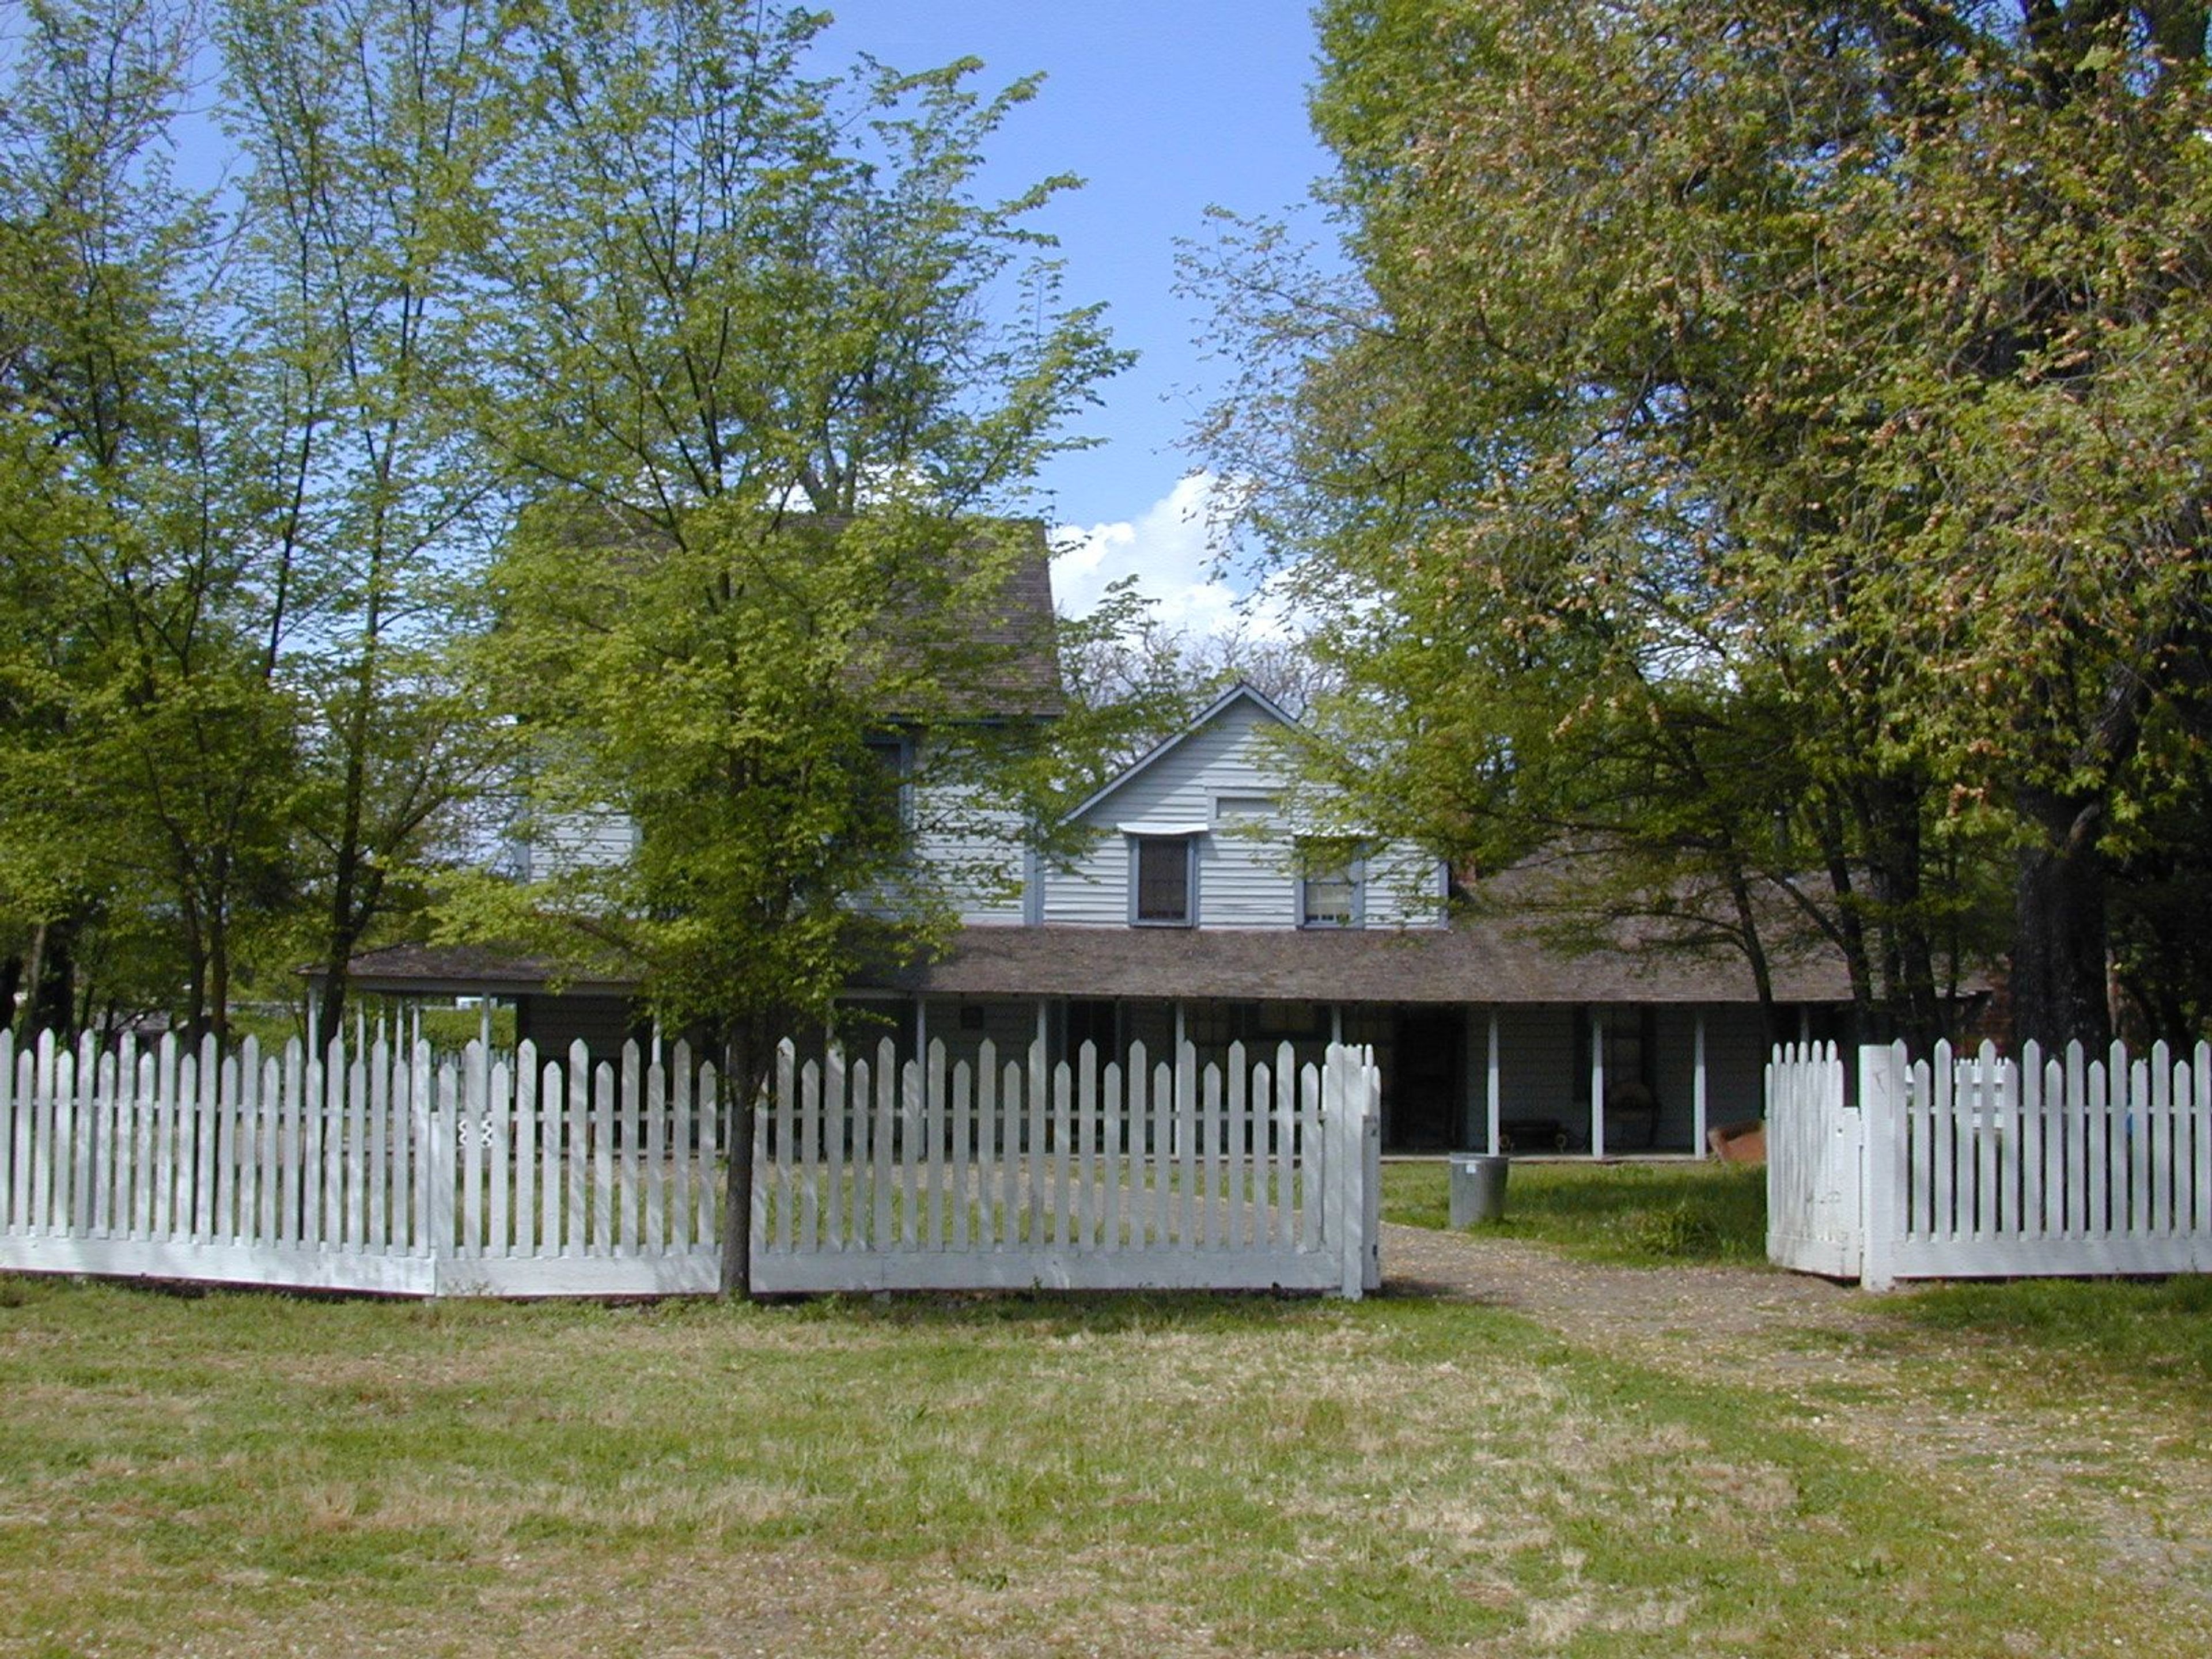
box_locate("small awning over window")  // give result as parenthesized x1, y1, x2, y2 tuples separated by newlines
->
(1116, 822, 1209, 837)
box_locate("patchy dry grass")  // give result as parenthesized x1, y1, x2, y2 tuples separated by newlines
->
(3, 1273, 2209, 1656)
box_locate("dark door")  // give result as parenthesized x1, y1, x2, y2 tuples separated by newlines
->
(1391, 1010, 1462, 1150)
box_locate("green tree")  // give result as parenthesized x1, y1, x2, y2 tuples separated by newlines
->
(0, 0, 300, 1041)
(433, 0, 1124, 1288)
(218, 0, 506, 1042)
(1195, 0, 2210, 1049)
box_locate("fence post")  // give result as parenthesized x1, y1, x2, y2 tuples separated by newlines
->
(1859, 1043, 1903, 1291)
(1325, 1044, 1370, 1301)
(424, 1056, 455, 1290)
(1361, 1050, 1382, 1294)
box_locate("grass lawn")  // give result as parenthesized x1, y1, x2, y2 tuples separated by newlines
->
(1385, 1158, 2212, 1410)
(5, 1271, 2209, 1657)
(1383, 1158, 1770, 1266)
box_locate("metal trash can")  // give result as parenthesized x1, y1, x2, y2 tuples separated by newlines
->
(1449, 1154, 1509, 1226)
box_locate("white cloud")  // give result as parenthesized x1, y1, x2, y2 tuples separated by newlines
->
(1052, 472, 1301, 641)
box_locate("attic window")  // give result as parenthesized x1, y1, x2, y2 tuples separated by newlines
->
(1214, 794, 1276, 822)
(1131, 835, 1196, 926)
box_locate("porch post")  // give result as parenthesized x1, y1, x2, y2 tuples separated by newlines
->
(1486, 1007, 1501, 1157)
(915, 997, 929, 1070)
(1173, 1001, 1188, 1155)
(1589, 1008, 1607, 1160)
(1692, 1010, 1709, 1157)
(1330, 1004, 1343, 1045)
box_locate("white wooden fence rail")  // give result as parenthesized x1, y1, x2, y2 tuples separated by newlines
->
(1768, 1039, 2212, 1289)
(0, 1028, 1382, 1300)
(749, 1037, 1382, 1297)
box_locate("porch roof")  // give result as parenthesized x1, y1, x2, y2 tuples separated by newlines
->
(889, 923, 1854, 1007)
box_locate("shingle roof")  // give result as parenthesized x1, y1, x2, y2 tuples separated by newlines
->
(342, 914, 1851, 1007)
(332, 944, 637, 997)
(882, 921, 1853, 1006)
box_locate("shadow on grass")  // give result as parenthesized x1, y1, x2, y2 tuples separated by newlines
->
(1384, 1159, 1768, 1267)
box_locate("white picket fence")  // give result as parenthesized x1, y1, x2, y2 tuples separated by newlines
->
(751, 1037, 1382, 1297)
(0, 1026, 1382, 1300)
(0, 1027, 725, 1296)
(1768, 1039, 2212, 1289)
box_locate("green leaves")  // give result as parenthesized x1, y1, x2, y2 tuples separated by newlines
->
(1197, 0, 2212, 1044)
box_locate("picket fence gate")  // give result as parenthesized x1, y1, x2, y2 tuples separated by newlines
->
(1767, 1039, 2212, 1289)
(0, 1027, 1381, 1300)
(750, 1036, 1382, 1297)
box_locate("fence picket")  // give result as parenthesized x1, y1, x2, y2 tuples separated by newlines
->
(1074, 1044, 1094, 1250)
(462, 1049, 486, 1257)
(901, 1055, 924, 1249)
(974, 1043, 997, 1251)
(668, 1043, 691, 1252)
(490, 1054, 513, 1256)
(1124, 1043, 1150, 1251)
(1050, 1059, 1072, 1248)
(1000, 1058, 1023, 1248)
(873, 1043, 896, 1250)
(646, 1047, 667, 1256)
(950, 1059, 972, 1251)
(620, 1043, 642, 1255)
(1103, 1059, 1124, 1253)
(927, 1041, 948, 1251)
(516, 1044, 540, 1255)
(591, 1058, 616, 1254)
(1025, 1052, 1046, 1247)
(798, 1058, 819, 1255)
(823, 1046, 846, 1251)
(1274, 1043, 1297, 1249)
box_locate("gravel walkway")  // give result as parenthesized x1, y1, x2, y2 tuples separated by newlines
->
(1380, 1221, 2212, 1604)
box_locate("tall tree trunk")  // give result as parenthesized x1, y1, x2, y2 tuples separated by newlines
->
(719, 1025, 759, 1300)
(26, 920, 77, 1039)
(2010, 785, 2112, 1054)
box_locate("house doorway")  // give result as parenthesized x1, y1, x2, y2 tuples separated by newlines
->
(1390, 1010, 1461, 1150)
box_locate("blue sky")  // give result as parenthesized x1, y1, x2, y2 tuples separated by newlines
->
(814, 2, 1340, 632)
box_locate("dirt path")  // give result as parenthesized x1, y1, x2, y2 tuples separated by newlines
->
(1381, 1222, 2212, 1605)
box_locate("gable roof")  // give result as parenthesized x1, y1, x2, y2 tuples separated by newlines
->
(1066, 680, 1302, 823)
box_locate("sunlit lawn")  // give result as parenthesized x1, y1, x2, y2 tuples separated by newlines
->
(1382, 1157, 1769, 1265)
(4, 1270, 2208, 1657)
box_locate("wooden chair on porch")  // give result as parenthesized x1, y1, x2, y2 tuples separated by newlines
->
(1604, 1080, 1661, 1152)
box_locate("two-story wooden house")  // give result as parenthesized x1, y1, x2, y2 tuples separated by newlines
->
(343, 540, 1853, 1154)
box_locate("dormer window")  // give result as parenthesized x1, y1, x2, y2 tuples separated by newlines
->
(1131, 834, 1198, 926)
(1298, 838, 1363, 928)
